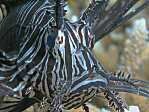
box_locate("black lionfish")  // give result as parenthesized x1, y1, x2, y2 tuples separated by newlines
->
(0, 0, 148, 112)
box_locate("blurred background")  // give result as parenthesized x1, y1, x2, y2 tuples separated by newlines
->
(62, 0, 149, 112)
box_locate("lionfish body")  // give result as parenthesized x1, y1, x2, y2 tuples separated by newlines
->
(0, 0, 149, 112)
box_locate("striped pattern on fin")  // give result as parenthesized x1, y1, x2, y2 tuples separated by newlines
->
(103, 90, 128, 112)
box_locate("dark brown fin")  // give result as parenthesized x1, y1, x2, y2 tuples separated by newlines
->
(92, 0, 149, 42)
(108, 71, 149, 98)
(83, 104, 89, 112)
(103, 90, 128, 112)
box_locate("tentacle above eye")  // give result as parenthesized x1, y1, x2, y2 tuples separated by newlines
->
(56, 0, 65, 29)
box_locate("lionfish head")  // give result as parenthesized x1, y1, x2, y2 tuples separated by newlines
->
(52, 20, 105, 81)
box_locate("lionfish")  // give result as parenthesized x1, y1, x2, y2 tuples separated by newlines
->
(0, 0, 148, 112)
